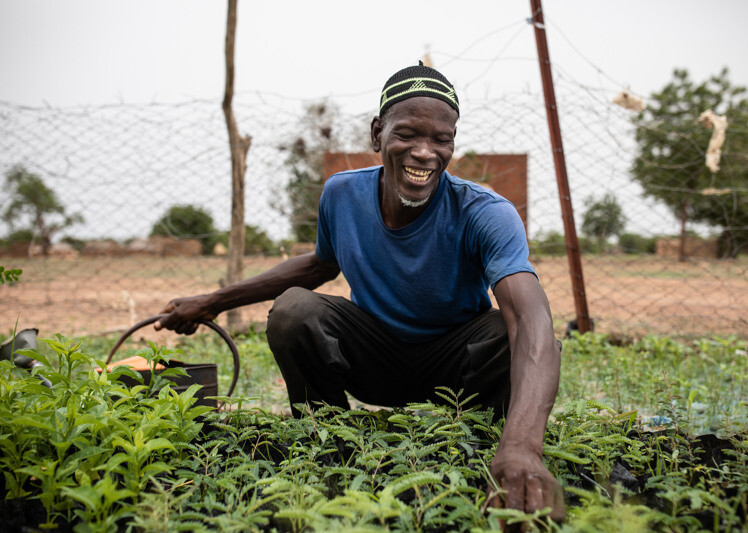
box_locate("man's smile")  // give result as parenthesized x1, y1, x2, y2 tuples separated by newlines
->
(404, 166, 433, 183)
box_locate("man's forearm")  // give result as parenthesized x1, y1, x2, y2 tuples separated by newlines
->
(493, 273, 560, 453)
(206, 252, 340, 314)
(498, 317, 560, 454)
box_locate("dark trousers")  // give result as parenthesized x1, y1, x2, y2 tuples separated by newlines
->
(266, 287, 512, 419)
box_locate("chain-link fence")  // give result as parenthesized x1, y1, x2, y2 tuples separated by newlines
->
(1, 75, 746, 339)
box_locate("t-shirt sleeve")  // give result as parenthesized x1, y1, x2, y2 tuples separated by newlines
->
(467, 199, 535, 288)
(315, 180, 337, 263)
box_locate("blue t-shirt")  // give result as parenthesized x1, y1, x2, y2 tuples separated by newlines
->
(316, 166, 535, 343)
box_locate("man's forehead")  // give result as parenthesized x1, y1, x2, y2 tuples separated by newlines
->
(386, 97, 459, 123)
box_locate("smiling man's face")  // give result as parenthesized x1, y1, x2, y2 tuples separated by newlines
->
(372, 97, 458, 213)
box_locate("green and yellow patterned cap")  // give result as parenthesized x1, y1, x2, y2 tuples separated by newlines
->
(379, 61, 459, 117)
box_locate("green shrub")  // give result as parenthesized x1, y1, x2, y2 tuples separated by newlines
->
(619, 232, 657, 254)
(531, 231, 599, 255)
(530, 230, 567, 255)
(216, 224, 279, 256)
(150, 204, 218, 255)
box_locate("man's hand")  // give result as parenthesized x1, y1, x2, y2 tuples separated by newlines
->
(487, 446, 565, 523)
(154, 295, 216, 335)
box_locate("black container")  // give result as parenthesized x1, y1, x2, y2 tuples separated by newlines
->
(112, 359, 220, 408)
(107, 315, 240, 409)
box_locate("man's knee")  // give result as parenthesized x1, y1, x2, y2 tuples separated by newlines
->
(268, 287, 317, 335)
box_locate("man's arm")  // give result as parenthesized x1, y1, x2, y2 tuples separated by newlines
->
(154, 252, 340, 334)
(489, 271, 565, 522)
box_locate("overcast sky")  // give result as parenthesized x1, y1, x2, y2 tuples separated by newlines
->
(2, 0, 748, 111)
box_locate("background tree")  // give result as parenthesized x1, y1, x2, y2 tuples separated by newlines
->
(278, 100, 340, 243)
(278, 100, 370, 243)
(150, 204, 218, 255)
(2, 165, 83, 256)
(222, 0, 251, 332)
(581, 193, 625, 253)
(631, 68, 748, 259)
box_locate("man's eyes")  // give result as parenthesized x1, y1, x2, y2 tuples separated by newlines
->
(394, 132, 452, 144)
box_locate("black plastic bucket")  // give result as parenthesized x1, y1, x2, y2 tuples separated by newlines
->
(106, 315, 240, 409)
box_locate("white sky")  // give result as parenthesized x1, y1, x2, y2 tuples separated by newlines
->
(2, 0, 747, 110)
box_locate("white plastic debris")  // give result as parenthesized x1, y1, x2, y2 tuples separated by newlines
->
(700, 187, 731, 196)
(698, 109, 728, 173)
(612, 88, 645, 112)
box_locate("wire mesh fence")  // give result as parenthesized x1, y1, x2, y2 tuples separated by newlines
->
(1, 75, 746, 340)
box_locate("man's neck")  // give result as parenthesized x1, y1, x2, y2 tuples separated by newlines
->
(378, 170, 432, 229)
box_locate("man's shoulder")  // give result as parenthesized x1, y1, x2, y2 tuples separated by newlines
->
(321, 166, 380, 212)
(327, 165, 381, 186)
(443, 172, 514, 209)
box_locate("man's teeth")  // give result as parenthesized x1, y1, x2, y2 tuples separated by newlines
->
(405, 167, 431, 181)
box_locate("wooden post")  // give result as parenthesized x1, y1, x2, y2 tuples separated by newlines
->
(222, 0, 251, 332)
(529, 0, 592, 334)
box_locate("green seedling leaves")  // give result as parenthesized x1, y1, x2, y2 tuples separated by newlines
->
(1, 332, 746, 531)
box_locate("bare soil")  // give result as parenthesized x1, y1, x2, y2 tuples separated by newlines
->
(2, 255, 746, 342)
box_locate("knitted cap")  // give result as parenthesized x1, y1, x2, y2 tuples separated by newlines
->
(379, 61, 459, 117)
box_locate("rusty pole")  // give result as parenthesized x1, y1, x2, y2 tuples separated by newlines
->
(529, 0, 592, 333)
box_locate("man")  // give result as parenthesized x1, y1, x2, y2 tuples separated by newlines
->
(155, 62, 565, 521)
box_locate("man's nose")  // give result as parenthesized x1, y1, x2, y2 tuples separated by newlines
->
(410, 140, 435, 160)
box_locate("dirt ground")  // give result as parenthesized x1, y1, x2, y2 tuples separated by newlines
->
(2, 255, 746, 343)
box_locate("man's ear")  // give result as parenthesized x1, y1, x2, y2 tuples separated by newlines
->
(370, 116, 383, 153)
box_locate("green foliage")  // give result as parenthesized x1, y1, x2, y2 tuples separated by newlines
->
(217, 224, 279, 256)
(559, 333, 748, 436)
(1, 165, 84, 256)
(632, 68, 748, 257)
(60, 235, 86, 251)
(0, 337, 210, 530)
(531, 230, 568, 256)
(243, 225, 277, 255)
(618, 232, 657, 254)
(530, 230, 598, 256)
(150, 204, 218, 255)
(276, 99, 370, 243)
(581, 194, 625, 252)
(0, 265, 22, 284)
(1, 333, 746, 531)
(2, 228, 36, 245)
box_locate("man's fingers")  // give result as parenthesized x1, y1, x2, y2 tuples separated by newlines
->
(524, 475, 546, 514)
(159, 302, 176, 315)
(501, 474, 526, 513)
(489, 453, 566, 524)
(490, 471, 565, 524)
(154, 315, 199, 335)
(155, 312, 177, 331)
(154, 311, 183, 333)
(154, 302, 177, 331)
(550, 481, 567, 522)
(175, 322, 197, 335)
(525, 475, 566, 523)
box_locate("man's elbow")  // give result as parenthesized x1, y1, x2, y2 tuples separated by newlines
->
(314, 257, 340, 283)
(324, 264, 341, 282)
